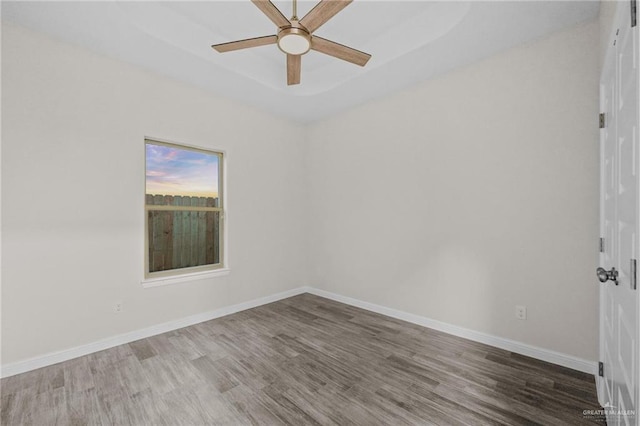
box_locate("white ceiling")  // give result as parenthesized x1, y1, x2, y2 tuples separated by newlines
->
(2, 1, 600, 123)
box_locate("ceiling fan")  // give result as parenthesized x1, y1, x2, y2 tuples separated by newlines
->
(211, 0, 371, 86)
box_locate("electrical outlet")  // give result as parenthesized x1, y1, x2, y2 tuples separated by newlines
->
(114, 301, 123, 313)
(516, 305, 527, 320)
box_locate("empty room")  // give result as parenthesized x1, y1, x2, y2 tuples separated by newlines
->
(1, 0, 638, 424)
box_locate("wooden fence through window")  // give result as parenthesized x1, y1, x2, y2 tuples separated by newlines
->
(146, 194, 220, 273)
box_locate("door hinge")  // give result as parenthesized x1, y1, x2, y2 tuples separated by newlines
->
(631, 259, 637, 290)
(599, 113, 606, 129)
(632, 0, 637, 27)
(600, 238, 605, 253)
(599, 362, 604, 377)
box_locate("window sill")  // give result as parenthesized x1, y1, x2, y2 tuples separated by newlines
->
(141, 268, 230, 288)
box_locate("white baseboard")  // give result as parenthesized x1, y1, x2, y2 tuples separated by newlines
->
(0, 286, 308, 378)
(1, 285, 597, 378)
(306, 288, 598, 376)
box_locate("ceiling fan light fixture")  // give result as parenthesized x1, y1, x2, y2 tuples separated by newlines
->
(211, 0, 371, 85)
(277, 27, 311, 55)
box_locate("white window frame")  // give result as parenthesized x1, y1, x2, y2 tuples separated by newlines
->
(141, 138, 229, 288)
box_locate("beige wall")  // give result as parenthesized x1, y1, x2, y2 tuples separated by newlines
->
(306, 21, 600, 361)
(1, 23, 308, 364)
(2, 18, 601, 366)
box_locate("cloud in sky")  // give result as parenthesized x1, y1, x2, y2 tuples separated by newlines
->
(146, 143, 219, 197)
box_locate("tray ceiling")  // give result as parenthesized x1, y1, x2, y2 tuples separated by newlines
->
(2, 1, 599, 123)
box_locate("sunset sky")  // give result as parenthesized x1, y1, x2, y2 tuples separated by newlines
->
(146, 143, 219, 197)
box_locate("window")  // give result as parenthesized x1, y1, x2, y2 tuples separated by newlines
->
(144, 139, 225, 281)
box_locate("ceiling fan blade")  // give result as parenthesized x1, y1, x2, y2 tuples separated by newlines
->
(299, 0, 352, 33)
(311, 36, 371, 66)
(251, 0, 291, 28)
(212, 35, 277, 53)
(287, 54, 301, 85)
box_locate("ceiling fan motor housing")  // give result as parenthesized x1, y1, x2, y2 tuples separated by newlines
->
(277, 21, 311, 55)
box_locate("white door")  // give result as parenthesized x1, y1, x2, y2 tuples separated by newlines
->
(599, 4, 639, 425)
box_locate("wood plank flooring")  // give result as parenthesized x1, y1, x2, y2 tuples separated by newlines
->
(1, 293, 603, 425)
